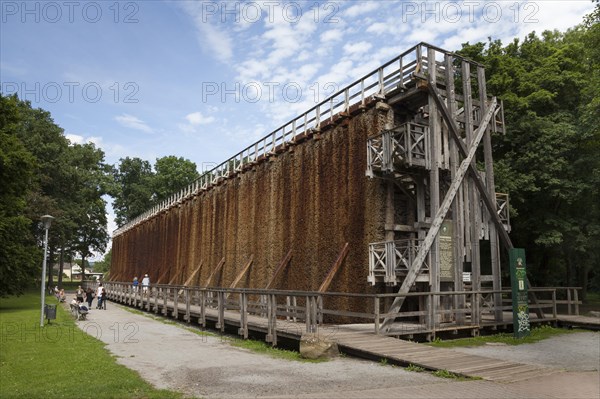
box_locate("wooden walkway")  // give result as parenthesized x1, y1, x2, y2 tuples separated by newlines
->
(557, 314, 600, 330)
(108, 292, 562, 383)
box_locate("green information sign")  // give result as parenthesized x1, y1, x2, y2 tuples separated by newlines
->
(509, 248, 530, 338)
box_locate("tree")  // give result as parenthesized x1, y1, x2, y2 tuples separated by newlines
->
(0, 95, 40, 296)
(152, 156, 199, 203)
(112, 157, 154, 226)
(0, 94, 111, 294)
(458, 16, 600, 295)
(111, 156, 199, 226)
(94, 248, 112, 274)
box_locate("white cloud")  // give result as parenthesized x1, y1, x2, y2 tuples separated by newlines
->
(65, 133, 103, 147)
(179, 111, 216, 134)
(115, 114, 153, 133)
(320, 28, 344, 42)
(343, 41, 372, 55)
(179, 2, 234, 63)
(185, 111, 215, 125)
(344, 2, 379, 18)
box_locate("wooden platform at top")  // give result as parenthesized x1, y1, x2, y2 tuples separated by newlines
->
(112, 292, 562, 384)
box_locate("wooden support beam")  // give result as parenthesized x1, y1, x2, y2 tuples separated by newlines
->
(382, 97, 497, 331)
(204, 257, 225, 287)
(168, 270, 179, 285)
(229, 256, 254, 289)
(319, 243, 350, 292)
(182, 260, 203, 287)
(156, 267, 170, 285)
(265, 249, 292, 289)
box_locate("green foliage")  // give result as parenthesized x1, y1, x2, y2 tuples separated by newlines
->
(93, 248, 112, 274)
(432, 369, 475, 380)
(111, 157, 154, 226)
(0, 292, 182, 398)
(0, 97, 40, 296)
(459, 18, 600, 295)
(406, 364, 425, 372)
(0, 94, 111, 296)
(112, 156, 199, 226)
(152, 155, 199, 203)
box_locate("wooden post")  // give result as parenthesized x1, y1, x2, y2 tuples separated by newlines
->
(163, 287, 168, 316)
(318, 243, 349, 292)
(552, 290, 557, 319)
(173, 288, 179, 319)
(428, 47, 440, 328)
(217, 291, 225, 332)
(374, 297, 380, 335)
(185, 288, 191, 323)
(199, 290, 206, 327)
(574, 289, 579, 315)
(154, 287, 159, 313)
(239, 292, 248, 339)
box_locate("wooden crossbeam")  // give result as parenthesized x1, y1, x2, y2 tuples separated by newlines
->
(265, 249, 292, 289)
(382, 97, 497, 331)
(229, 256, 254, 289)
(204, 257, 225, 287)
(319, 243, 349, 292)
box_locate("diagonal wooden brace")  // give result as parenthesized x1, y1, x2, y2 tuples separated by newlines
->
(381, 96, 498, 332)
(429, 83, 513, 251)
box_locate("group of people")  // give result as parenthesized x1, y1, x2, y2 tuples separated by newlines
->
(132, 274, 150, 294)
(65, 284, 107, 310)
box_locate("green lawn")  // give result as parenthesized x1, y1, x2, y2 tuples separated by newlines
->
(0, 292, 182, 399)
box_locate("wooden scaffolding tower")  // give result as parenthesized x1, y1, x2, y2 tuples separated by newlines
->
(365, 45, 513, 332)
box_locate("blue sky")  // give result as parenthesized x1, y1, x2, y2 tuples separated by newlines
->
(1, 0, 595, 257)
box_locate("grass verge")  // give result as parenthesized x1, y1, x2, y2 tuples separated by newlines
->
(427, 325, 578, 348)
(0, 292, 182, 399)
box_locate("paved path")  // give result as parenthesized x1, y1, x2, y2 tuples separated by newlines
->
(71, 302, 600, 399)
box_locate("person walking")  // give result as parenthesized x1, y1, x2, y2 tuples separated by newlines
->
(132, 276, 139, 292)
(85, 287, 94, 308)
(101, 287, 107, 310)
(96, 283, 104, 309)
(141, 274, 150, 295)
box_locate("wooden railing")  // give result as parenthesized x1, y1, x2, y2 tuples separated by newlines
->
(113, 42, 478, 238)
(85, 281, 578, 342)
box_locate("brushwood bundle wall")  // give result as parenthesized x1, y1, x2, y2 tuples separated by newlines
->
(111, 101, 389, 300)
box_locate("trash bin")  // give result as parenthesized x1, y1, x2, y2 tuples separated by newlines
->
(45, 304, 57, 323)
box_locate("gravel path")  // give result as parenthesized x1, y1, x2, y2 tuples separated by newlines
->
(449, 331, 600, 371)
(74, 303, 599, 399)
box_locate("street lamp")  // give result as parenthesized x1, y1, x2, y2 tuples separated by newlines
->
(40, 215, 54, 327)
